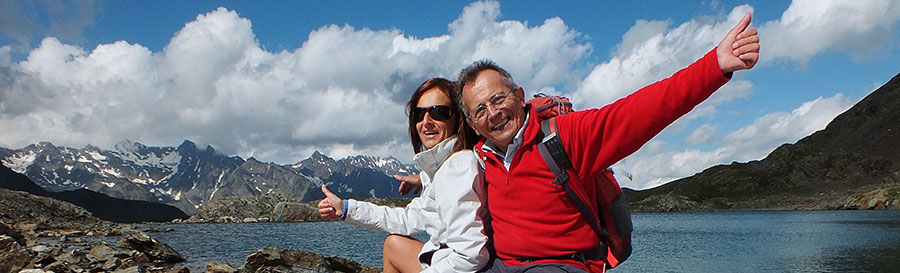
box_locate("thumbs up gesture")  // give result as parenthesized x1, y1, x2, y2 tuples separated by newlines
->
(717, 12, 760, 74)
(318, 185, 345, 220)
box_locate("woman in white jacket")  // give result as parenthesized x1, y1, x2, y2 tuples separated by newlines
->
(318, 78, 489, 273)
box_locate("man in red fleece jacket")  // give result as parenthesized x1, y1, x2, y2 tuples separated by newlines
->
(454, 13, 759, 273)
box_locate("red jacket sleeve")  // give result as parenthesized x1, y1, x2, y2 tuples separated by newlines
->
(558, 48, 731, 179)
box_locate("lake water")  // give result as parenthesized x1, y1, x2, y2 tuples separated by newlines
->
(139, 210, 900, 272)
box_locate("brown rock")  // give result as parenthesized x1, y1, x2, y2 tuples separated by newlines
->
(0, 222, 26, 246)
(205, 261, 238, 273)
(244, 247, 380, 273)
(44, 260, 75, 273)
(121, 251, 151, 268)
(166, 265, 191, 273)
(102, 257, 123, 271)
(113, 265, 145, 273)
(91, 241, 120, 261)
(118, 231, 185, 263)
(32, 250, 57, 267)
(56, 249, 87, 265)
(0, 235, 30, 273)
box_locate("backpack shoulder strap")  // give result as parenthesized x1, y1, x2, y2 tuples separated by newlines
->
(538, 118, 572, 186)
(537, 118, 607, 242)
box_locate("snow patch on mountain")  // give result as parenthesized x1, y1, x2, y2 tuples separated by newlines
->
(2, 151, 36, 173)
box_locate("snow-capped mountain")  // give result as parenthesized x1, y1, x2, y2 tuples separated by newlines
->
(0, 140, 418, 214)
(293, 151, 417, 203)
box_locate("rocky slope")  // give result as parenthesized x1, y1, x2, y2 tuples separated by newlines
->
(0, 187, 117, 234)
(628, 72, 900, 212)
(1, 164, 188, 223)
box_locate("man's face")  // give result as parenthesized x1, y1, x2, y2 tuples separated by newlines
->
(461, 70, 526, 151)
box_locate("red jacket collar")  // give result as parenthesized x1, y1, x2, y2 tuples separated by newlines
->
(521, 103, 543, 146)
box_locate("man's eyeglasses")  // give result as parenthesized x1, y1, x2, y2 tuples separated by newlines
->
(467, 89, 514, 124)
(413, 105, 454, 122)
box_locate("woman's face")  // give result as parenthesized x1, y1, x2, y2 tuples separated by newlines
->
(415, 88, 457, 150)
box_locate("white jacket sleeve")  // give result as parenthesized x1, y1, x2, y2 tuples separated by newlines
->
(422, 151, 489, 273)
(344, 193, 430, 235)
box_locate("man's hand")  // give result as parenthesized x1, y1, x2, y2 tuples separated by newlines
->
(717, 12, 759, 74)
(395, 174, 422, 195)
(317, 185, 344, 220)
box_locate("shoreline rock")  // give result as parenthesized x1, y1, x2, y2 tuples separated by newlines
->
(3, 221, 382, 273)
(244, 247, 380, 273)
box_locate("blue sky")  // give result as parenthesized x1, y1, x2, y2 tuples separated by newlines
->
(2, 0, 899, 189)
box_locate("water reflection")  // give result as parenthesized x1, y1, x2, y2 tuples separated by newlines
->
(618, 210, 900, 273)
(135, 210, 900, 273)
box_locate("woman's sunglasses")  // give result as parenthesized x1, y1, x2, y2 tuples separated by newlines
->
(413, 105, 454, 122)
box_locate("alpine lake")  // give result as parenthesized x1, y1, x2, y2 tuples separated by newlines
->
(126, 210, 900, 273)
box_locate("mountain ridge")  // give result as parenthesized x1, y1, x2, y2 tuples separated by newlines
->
(1, 139, 418, 215)
(628, 71, 900, 211)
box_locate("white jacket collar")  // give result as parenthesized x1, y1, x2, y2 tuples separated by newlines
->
(414, 136, 458, 179)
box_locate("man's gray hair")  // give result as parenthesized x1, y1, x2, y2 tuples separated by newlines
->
(455, 59, 518, 117)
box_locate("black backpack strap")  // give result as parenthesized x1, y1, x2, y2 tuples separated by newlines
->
(537, 118, 609, 260)
(538, 118, 572, 187)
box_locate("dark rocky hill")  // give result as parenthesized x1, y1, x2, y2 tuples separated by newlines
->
(0, 164, 188, 223)
(629, 72, 900, 212)
(0, 187, 114, 233)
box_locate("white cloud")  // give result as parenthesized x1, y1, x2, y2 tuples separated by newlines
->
(0, 2, 591, 164)
(573, 5, 755, 114)
(447, 1, 591, 91)
(683, 124, 718, 146)
(760, 0, 900, 66)
(617, 93, 857, 189)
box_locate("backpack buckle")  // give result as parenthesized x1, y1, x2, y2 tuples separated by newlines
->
(550, 171, 569, 189)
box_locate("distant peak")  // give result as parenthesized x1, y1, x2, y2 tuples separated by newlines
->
(310, 151, 333, 160)
(177, 140, 198, 151)
(114, 139, 147, 153)
(33, 141, 56, 150)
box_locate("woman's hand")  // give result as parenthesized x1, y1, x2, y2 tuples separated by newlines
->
(318, 185, 344, 220)
(394, 173, 422, 195)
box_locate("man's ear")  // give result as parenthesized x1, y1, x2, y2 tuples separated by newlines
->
(515, 86, 526, 105)
(465, 119, 481, 136)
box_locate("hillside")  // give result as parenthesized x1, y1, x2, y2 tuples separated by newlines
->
(0, 164, 188, 223)
(629, 72, 900, 211)
(0, 187, 115, 233)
